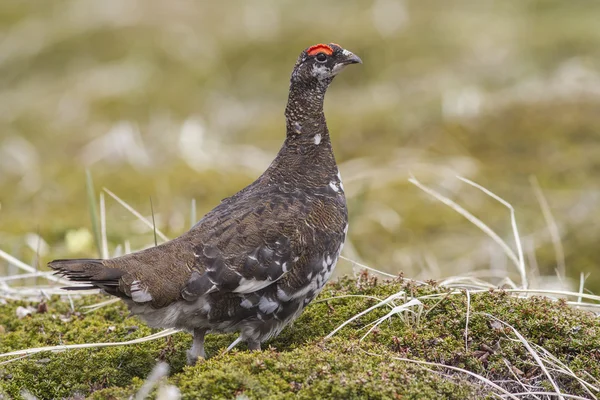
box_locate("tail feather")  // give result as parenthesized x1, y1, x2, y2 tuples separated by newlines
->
(48, 259, 125, 293)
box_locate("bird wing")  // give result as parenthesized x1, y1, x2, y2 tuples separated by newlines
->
(180, 191, 305, 301)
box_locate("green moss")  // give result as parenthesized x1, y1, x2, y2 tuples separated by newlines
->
(0, 276, 599, 399)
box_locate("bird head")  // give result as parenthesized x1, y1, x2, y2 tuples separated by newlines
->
(291, 43, 362, 84)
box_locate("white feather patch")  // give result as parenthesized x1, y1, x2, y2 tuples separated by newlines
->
(314, 134, 322, 145)
(131, 281, 153, 303)
(312, 64, 330, 79)
(277, 286, 292, 301)
(258, 296, 279, 314)
(233, 277, 272, 293)
(329, 181, 339, 192)
(240, 298, 254, 309)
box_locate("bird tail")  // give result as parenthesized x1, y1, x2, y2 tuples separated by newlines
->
(48, 258, 125, 292)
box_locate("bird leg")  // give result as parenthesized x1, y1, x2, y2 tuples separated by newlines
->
(247, 340, 261, 351)
(187, 328, 208, 365)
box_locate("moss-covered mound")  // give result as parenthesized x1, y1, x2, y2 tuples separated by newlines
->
(1, 276, 599, 399)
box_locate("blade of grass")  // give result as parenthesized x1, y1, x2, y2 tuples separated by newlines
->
(103, 187, 169, 242)
(0, 249, 69, 285)
(409, 176, 525, 288)
(100, 192, 108, 259)
(190, 198, 196, 228)
(0, 329, 180, 360)
(530, 176, 565, 281)
(150, 196, 158, 247)
(464, 290, 471, 351)
(326, 291, 406, 338)
(457, 176, 527, 289)
(483, 313, 564, 399)
(360, 349, 520, 400)
(86, 169, 102, 257)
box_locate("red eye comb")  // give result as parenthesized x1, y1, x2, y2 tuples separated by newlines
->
(307, 44, 334, 56)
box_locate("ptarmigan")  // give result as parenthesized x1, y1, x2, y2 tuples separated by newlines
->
(49, 43, 362, 364)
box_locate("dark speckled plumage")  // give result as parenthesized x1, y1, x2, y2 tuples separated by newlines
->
(49, 43, 361, 364)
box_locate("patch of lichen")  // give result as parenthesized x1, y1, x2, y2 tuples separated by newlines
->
(1, 276, 599, 399)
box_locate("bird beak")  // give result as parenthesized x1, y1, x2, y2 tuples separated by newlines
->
(341, 50, 362, 65)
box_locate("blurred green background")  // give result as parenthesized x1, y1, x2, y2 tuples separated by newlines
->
(1, 0, 599, 291)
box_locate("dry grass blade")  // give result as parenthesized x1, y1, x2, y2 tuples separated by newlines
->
(578, 272, 589, 305)
(313, 294, 386, 305)
(82, 297, 120, 313)
(190, 198, 197, 229)
(100, 192, 109, 259)
(360, 298, 423, 341)
(482, 313, 564, 399)
(530, 176, 566, 281)
(103, 187, 169, 242)
(0, 329, 179, 361)
(135, 362, 170, 400)
(86, 169, 102, 257)
(0, 249, 69, 285)
(503, 393, 594, 400)
(381, 353, 520, 399)
(224, 336, 243, 353)
(0, 271, 56, 282)
(439, 275, 498, 289)
(502, 359, 541, 399)
(326, 291, 406, 338)
(530, 342, 599, 397)
(408, 177, 524, 286)
(339, 255, 396, 278)
(150, 196, 158, 247)
(457, 176, 527, 289)
(464, 290, 471, 351)
(502, 288, 600, 303)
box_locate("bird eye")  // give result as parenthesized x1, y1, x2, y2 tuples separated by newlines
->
(315, 53, 327, 63)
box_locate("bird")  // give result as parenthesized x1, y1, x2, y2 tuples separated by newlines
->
(49, 43, 362, 364)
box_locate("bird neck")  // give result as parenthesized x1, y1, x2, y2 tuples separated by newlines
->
(261, 78, 339, 187)
(284, 78, 331, 144)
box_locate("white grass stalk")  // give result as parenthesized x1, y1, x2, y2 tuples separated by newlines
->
(0, 329, 179, 361)
(464, 290, 471, 351)
(483, 314, 564, 399)
(502, 359, 540, 399)
(386, 355, 520, 400)
(125, 240, 131, 254)
(100, 192, 109, 259)
(504, 394, 592, 400)
(457, 176, 527, 289)
(326, 291, 406, 338)
(531, 342, 599, 397)
(224, 336, 243, 353)
(577, 272, 588, 305)
(530, 176, 566, 281)
(190, 198, 197, 229)
(408, 177, 524, 286)
(0, 271, 56, 282)
(0, 249, 69, 285)
(82, 298, 120, 313)
(314, 294, 386, 305)
(360, 299, 422, 341)
(339, 255, 396, 278)
(103, 187, 169, 242)
(135, 362, 170, 400)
